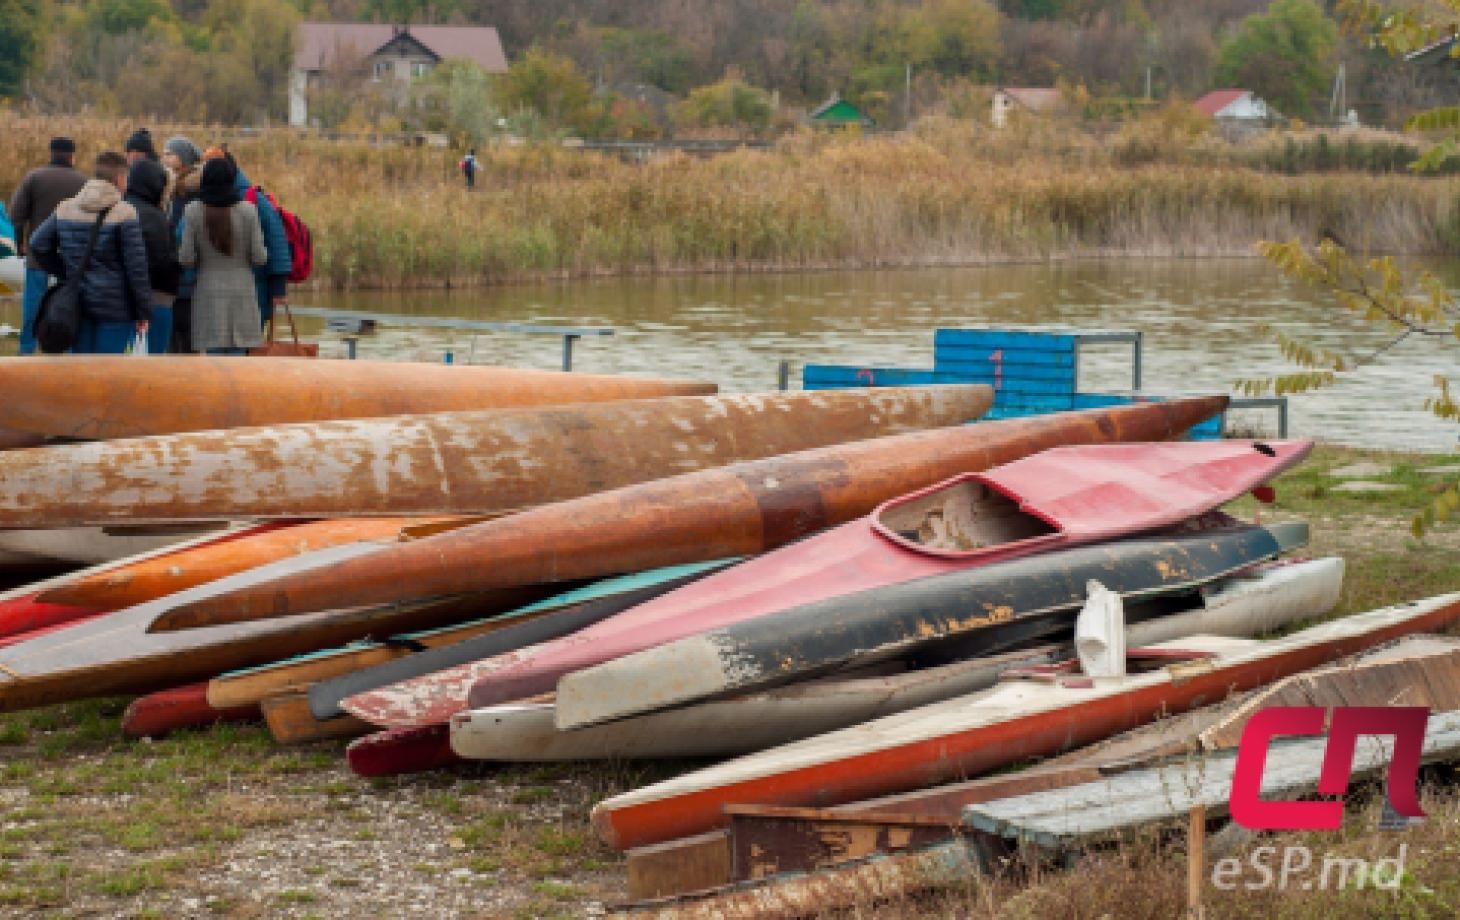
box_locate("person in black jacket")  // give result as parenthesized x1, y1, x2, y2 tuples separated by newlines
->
(29, 152, 152, 354)
(124, 159, 180, 354)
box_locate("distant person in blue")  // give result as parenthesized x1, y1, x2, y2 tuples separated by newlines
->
(460, 149, 479, 190)
(8, 137, 87, 354)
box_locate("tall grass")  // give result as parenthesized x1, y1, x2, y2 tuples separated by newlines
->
(4, 113, 1457, 290)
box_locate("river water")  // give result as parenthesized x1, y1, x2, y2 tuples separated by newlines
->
(307, 258, 1456, 452)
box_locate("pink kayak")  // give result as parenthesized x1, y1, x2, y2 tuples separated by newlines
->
(462, 439, 1309, 709)
(342, 440, 1309, 728)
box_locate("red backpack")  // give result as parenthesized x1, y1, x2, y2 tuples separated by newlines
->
(245, 185, 314, 284)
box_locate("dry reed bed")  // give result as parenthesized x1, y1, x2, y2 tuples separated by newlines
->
(3, 113, 1455, 290)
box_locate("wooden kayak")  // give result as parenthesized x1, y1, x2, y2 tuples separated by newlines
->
(0, 596, 98, 640)
(0, 387, 990, 528)
(37, 518, 459, 611)
(262, 689, 369, 744)
(450, 558, 1343, 762)
(0, 553, 545, 713)
(0, 357, 716, 440)
(207, 560, 731, 711)
(121, 681, 261, 739)
(151, 395, 1227, 644)
(554, 521, 1307, 728)
(465, 438, 1309, 723)
(590, 591, 1460, 850)
(347, 724, 457, 777)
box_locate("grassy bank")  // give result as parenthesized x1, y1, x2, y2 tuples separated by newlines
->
(3, 113, 1458, 290)
(0, 445, 1458, 918)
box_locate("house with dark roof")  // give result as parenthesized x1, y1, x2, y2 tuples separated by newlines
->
(289, 23, 509, 127)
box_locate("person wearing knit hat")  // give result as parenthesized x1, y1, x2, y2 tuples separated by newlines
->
(179, 157, 266, 354)
(162, 137, 201, 173)
(125, 128, 159, 164)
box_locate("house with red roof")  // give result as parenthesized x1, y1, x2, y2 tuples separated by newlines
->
(1193, 89, 1272, 121)
(289, 23, 509, 127)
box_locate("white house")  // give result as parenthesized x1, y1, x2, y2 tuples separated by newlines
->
(991, 87, 1062, 127)
(290, 23, 509, 127)
(1193, 89, 1272, 121)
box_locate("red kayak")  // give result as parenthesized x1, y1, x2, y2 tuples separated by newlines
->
(121, 681, 262, 739)
(0, 596, 99, 640)
(463, 439, 1311, 709)
(346, 725, 459, 777)
(0, 611, 108, 650)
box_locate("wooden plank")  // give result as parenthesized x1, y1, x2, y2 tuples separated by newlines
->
(627, 832, 732, 900)
(262, 689, 370, 745)
(728, 805, 957, 880)
(965, 710, 1460, 847)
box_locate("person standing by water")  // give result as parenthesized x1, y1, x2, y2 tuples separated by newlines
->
(163, 137, 203, 352)
(28, 152, 152, 354)
(8, 137, 86, 354)
(124, 159, 180, 354)
(179, 158, 265, 355)
(460, 149, 479, 190)
(202, 148, 289, 330)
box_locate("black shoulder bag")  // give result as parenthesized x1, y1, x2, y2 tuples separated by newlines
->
(35, 207, 111, 355)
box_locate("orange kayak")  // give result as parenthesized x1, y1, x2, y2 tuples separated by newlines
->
(0, 386, 991, 527)
(148, 397, 1228, 644)
(0, 357, 716, 440)
(38, 517, 467, 611)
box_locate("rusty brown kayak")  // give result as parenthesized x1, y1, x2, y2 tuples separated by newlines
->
(36, 517, 470, 611)
(148, 396, 1227, 637)
(0, 387, 992, 528)
(0, 357, 716, 440)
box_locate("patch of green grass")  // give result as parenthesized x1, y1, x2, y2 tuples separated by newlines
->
(92, 863, 166, 897)
(275, 889, 319, 904)
(510, 785, 556, 805)
(532, 879, 583, 900)
(533, 827, 591, 859)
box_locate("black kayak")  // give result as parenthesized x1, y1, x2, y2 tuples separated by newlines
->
(554, 521, 1308, 729)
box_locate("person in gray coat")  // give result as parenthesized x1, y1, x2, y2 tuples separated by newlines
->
(179, 159, 265, 354)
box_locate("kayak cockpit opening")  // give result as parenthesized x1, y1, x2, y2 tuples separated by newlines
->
(876, 478, 1056, 554)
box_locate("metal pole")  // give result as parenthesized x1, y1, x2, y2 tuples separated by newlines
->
(1132, 331, 1143, 392)
(562, 334, 579, 371)
(1278, 399, 1289, 438)
(778, 359, 791, 391)
(344, 336, 358, 360)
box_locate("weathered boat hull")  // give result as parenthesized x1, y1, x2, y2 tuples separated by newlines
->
(0, 357, 716, 439)
(347, 725, 457, 777)
(0, 387, 991, 528)
(589, 592, 1460, 850)
(327, 397, 1228, 730)
(306, 561, 735, 721)
(553, 521, 1307, 728)
(122, 681, 261, 739)
(0, 523, 232, 565)
(38, 519, 447, 611)
(0, 596, 98, 640)
(262, 689, 369, 745)
(450, 558, 1343, 762)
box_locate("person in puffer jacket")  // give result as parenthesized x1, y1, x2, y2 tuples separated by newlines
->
(29, 152, 152, 354)
(124, 158, 180, 355)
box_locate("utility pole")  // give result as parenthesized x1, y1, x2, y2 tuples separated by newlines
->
(1145, 66, 1152, 100)
(905, 62, 912, 128)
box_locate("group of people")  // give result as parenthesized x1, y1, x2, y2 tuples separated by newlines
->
(7, 130, 293, 355)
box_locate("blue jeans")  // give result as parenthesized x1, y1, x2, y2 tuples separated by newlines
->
(19, 267, 49, 355)
(146, 306, 173, 356)
(73, 319, 138, 355)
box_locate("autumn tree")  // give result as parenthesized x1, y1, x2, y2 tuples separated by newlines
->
(0, 0, 43, 96)
(496, 48, 594, 133)
(1215, 0, 1338, 118)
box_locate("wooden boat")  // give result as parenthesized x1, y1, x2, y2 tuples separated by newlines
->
(588, 591, 1460, 850)
(0, 387, 989, 528)
(121, 682, 261, 739)
(207, 560, 732, 712)
(0, 357, 717, 440)
(152, 395, 1227, 660)
(555, 520, 1308, 728)
(460, 438, 1309, 720)
(0, 552, 544, 713)
(450, 558, 1343, 762)
(347, 725, 457, 777)
(38, 518, 455, 611)
(0, 596, 97, 640)
(262, 689, 370, 744)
